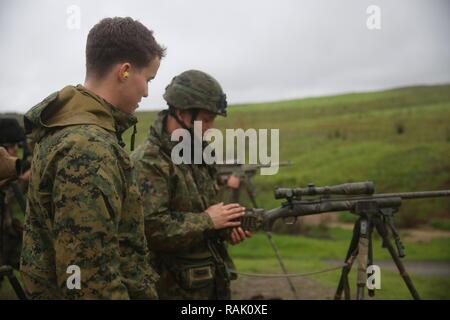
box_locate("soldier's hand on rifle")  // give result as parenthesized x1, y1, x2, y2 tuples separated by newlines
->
(228, 227, 252, 245)
(227, 175, 241, 189)
(205, 202, 245, 229)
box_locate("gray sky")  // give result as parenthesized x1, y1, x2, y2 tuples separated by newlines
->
(0, 0, 449, 113)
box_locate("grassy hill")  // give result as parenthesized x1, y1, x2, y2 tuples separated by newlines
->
(124, 84, 450, 227)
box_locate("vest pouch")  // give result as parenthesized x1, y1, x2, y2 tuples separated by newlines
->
(169, 255, 216, 291)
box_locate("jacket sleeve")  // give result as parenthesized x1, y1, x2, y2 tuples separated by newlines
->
(133, 154, 215, 253)
(52, 137, 130, 299)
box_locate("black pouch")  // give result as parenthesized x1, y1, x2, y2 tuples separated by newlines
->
(173, 257, 216, 290)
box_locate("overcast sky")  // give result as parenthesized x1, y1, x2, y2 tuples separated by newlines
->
(0, 0, 449, 113)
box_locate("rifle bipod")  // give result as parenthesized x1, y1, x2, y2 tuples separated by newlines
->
(334, 202, 420, 300)
(0, 265, 27, 300)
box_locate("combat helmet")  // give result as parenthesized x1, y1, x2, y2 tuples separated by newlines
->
(163, 70, 227, 117)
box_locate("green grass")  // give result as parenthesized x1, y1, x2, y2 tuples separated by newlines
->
(430, 219, 450, 231)
(229, 228, 450, 262)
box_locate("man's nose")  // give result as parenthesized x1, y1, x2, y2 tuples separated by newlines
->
(143, 85, 149, 98)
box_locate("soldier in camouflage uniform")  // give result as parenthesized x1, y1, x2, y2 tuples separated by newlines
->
(0, 118, 27, 272)
(20, 17, 165, 299)
(131, 70, 251, 299)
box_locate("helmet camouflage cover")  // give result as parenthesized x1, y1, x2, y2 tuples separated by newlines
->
(163, 69, 227, 116)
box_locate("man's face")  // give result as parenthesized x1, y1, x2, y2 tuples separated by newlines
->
(178, 109, 217, 136)
(117, 57, 161, 114)
(196, 110, 217, 134)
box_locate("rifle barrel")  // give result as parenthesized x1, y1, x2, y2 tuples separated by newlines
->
(371, 190, 450, 199)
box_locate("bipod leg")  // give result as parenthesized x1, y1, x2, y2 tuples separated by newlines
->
(356, 217, 370, 300)
(367, 222, 375, 297)
(374, 218, 420, 300)
(335, 218, 360, 300)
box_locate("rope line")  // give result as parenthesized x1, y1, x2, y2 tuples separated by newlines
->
(229, 264, 347, 278)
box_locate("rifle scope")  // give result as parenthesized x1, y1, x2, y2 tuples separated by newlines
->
(274, 181, 375, 199)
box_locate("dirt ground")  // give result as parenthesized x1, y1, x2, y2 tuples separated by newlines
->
(231, 274, 336, 300)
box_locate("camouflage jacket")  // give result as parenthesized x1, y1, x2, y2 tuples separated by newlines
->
(20, 85, 158, 299)
(131, 110, 235, 299)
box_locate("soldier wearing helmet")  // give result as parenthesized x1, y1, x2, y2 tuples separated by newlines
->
(131, 70, 251, 299)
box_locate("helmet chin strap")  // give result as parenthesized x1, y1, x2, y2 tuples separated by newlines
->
(168, 105, 186, 129)
(168, 105, 207, 164)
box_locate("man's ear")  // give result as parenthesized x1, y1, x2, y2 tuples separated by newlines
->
(176, 109, 186, 120)
(117, 63, 131, 81)
(176, 109, 192, 127)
